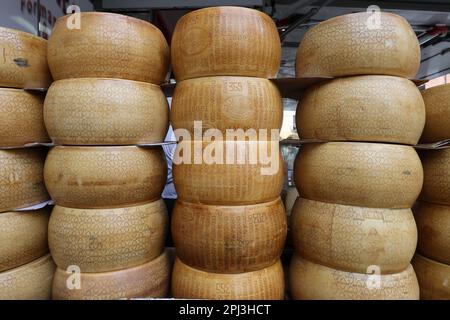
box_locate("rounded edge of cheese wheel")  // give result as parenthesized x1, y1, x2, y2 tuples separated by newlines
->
(171, 6, 281, 80)
(173, 140, 285, 205)
(0, 254, 55, 300)
(171, 76, 283, 135)
(0, 26, 52, 89)
(414, 201, 450, 265)
(52, 250, 170, 300)
(0, 207, 50, 272)
(419, 148, 450, 205)
(172, 198, 287, 273)
(44, 78, 169, 145)
(172, 258, 284, 300)
(289, 255, 419, 300)
(44, 146, 167, 208)
(296, 75, 425, 145)
(412, 254, 450, 300)
(420, 83, 450, 143)
(291, 197, 417, 274)
(294, 142, 423, 209)
(295, 12, 420, 78)
(0, 148, 49, 212)
(0, 88, 50, 147)
(47, 12, 169, 84)
(49, 199, 168, 273)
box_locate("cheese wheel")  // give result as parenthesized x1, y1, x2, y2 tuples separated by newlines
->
(412, 254, 450, 300)
(294, 142, 423, 208)
(172, 258, 284, 300)
(297, 76, 425, 145)
(49, 199, 167, 273)
(414, 202, 450, 265)
(291, 198, 417, 274)
(0, 88, 49, 147)
(44, 78, 168, 145)
(171, 6, 280, 80)
(0, 208, 50, 272)
(0, 27, 52, 89)
(420, 84, 450, 143)
(0, 254, 55, 300)
(44, 146, 167, 208)
(173, 140, 284, 205)
(48, 12, 169, 84)
(420, 148, 450, 205)
(290, 255, 419, 300)
(0, 148, 49, 212)
(171, 76, 282, 135)
(295, 12, 420, 78)
(172, 198, 286, 273)
(52, 251, 170, 300)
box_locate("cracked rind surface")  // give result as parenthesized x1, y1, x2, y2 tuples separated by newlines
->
(420, 148, 450, 205)
(295, 12, 420, 78)
(420, 83, 450, 143)
(412, 254, 450, 300)
(294, 142, 423, 208)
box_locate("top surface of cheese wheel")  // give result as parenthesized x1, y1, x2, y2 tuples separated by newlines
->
(171, 6, 281, 80)
(0, 148, 49, 213)
(289, 255, 419, 300)
(420, 83, 450, 143)
(414, 201, 450, 265)
(297, 75, 425, 145)
(0, 254, 55, 300)
(419, 148, 450, 205)
(44, 78, 169, 145)
(0, 27, 52, 89)
(171, 76, 282, 136)
(295, 12, 420, 78)
(294, 142, 423, 208)
(48, 12, 169, 84)
(173, 140, 285, 205)
(44, 146, 167, 209)
(172, 258, 284, 300)
(412, 254, 450, 300)
(0, 88, 50, 147)
(0, 207, 50, 272)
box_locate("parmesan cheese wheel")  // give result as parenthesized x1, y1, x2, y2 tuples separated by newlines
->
(414, 202, 450, 265)
(172, 258, 284, 300)
(0, 27, 52, 89)
(49, 199, 167, 273)
(297, 76, 425, 145)
(294, 142, 423, 208)
(171, 6, 281, 80)
(412, 254, 450, 300)
(52, 251, 170, 300)
(44, 78, 168, 145)
(171, 76, 282, 135)
(295, 12, 420, 78)
(0, 254, 55, 300)
(291, 198, 417, 274)
(420, 84, 450, 143)
(0, 208, 50, 272)
(290, 255, 419, 300)
(44, 146, 167, 208)
(172, 198, 286, 273)
(0, 88, 49, 147)
(48, 12, 169, 84)
(0, 148, 49, 212)
(420, 148, 450, 205)
(173, 140, 284, 205)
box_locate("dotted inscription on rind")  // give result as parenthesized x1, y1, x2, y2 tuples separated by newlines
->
(420, 148, 450, 205)
(48, 200, 168, 272)
(420, 83, 450, 143)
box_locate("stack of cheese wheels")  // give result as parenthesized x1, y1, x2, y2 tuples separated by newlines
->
(291, 12, 424, 300)
(0, 27, 54, 300)
(44, 12, 171, 300)
(412, 148, 450, 299)
(170, 7, 286, 300)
